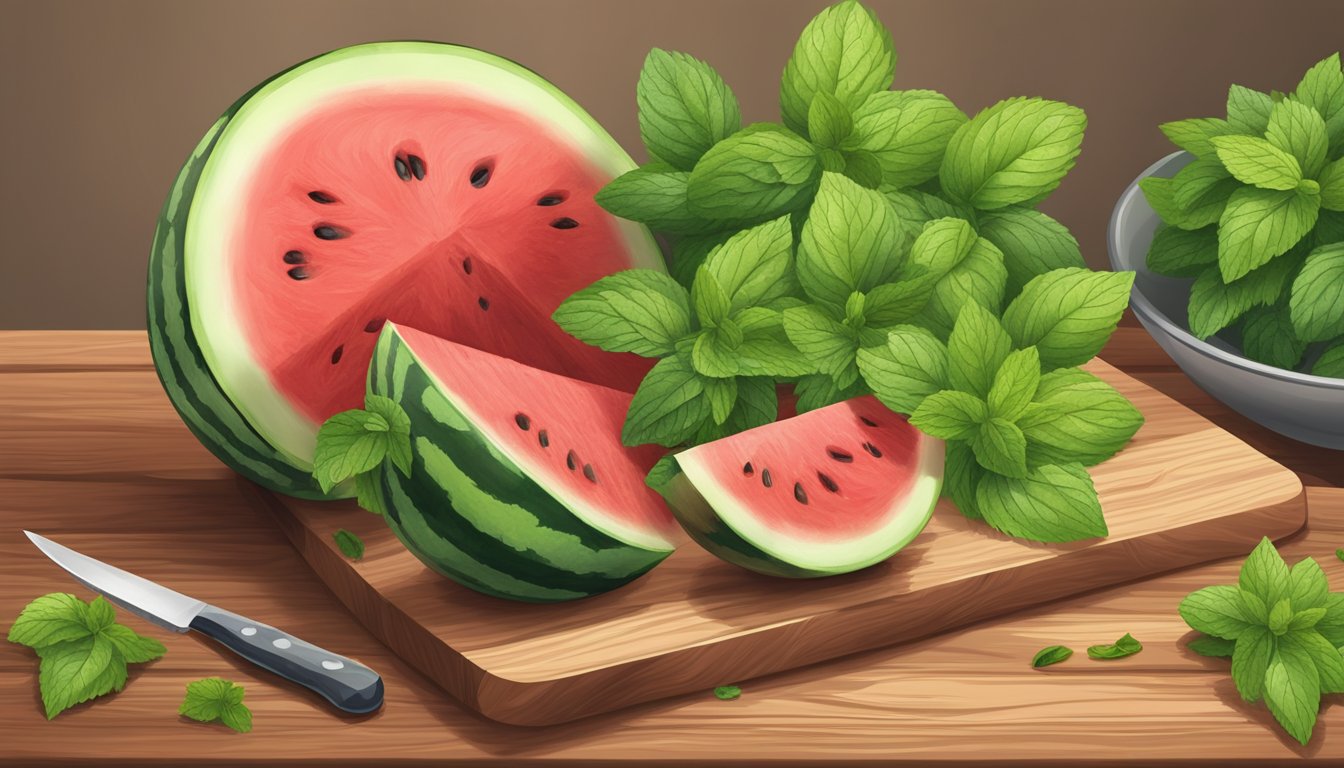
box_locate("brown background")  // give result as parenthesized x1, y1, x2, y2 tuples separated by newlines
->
(2, 0, 1341, 329)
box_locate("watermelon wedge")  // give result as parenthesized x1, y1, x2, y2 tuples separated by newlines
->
(148, 42, 662, 499)
(664, 396, 943, 578)
(366, 323, 679, 602)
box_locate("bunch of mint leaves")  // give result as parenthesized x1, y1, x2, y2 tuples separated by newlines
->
(311, 393, 412, 515)
(1143, 52, 1344, 377)
(553, 0, 1141, 543)
(1180, 537, 1344, 745)
(8, 593, 166, 719)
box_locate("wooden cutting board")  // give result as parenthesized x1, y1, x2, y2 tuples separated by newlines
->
(250, 357, 1306, 726)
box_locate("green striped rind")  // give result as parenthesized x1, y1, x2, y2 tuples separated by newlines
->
(145, 82, 334, 499)
(367, 326, 670, 602)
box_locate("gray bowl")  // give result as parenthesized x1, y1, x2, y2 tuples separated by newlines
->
(1108, 150, 1344, 450)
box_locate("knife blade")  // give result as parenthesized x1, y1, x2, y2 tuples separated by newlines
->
(24, 531, 383, 714)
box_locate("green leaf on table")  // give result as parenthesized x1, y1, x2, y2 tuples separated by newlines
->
(1239, 303, 1306, 370)
(797, 172, 905, 307)
(779, 0, 894, 137)
(687, 124, 822, 221)
(971, 417, 1028, 478)
(1160, 117, 1236, 157)
(1241, 537, 1291, 606)
(332, 529, 364, 561)
(943, 441, 984, 519)
(180, 677, 252, 733)
(7, 593, 93, 649)
(1264, 98, 1329, 180)
(909, 390, 987, 441)
(38, 633, 125, 720)
(1210, 135, 1302, 191)
(99, 624, 166, 665)
(552, 269, 692, 357)
(1001, 268, 1133, 370)
(842, 89, 967, 189)
(1187, 254, 1296, 339)
(1294, 53, 1344, 154)
(713, 684, 743, 701)
(1217, 185, 1319, 282)
(622, 354, 711, 447)
(595, 164, 718, 235)
(1294, 629, 1344, 693)
(1017, 367, 1144, 467)
(1289, 242, 1344, 342)
(1146, 225, 1219, 277)
(1031, 645, 1073, 668)
(986, 346, 1040, 422)
(1232, 627, 1274, 702)
(1087, 633, 1143, 660)
(1289, 557, 1330, 611)
(1227, 84, 1274, 135)
(1188, 634, 1237, 658)
(856, 324, 950, 414)
(1315, 339, 1344, 378)
(946, 302, 1013, 398)
(808, 91, 853, 148)
(975, 206, 1085, 298)
(939, 97, 1086, 210)
(1264, 635, 1322, 745)
(702, 216, 798, 313)
(1180, 585, 1257, 639)
(637, 49, 741, 171)
(975, 462, 1106, 542)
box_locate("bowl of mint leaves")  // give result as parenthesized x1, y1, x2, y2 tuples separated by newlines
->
(1109, 53, 1344, 449)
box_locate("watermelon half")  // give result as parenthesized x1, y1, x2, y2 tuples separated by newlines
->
(148, 42, 662, 499)
(367, 323, 679, 602)
(664, 397, 944, 578)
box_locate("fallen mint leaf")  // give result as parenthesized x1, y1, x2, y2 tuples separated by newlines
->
(333, 529, 365, 561)
(1031, 645, 1073, 668)
(713, 685, 742, 700)
(180, 677, 252, 733)
(1087, 633, 1143, 660)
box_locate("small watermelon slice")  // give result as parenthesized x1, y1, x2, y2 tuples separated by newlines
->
(664, 397, 943, 578)
(367, 323, 678, 602)
(148, 42, 662, 499)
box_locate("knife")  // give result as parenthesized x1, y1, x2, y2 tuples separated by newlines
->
(23, 530, 383, 715)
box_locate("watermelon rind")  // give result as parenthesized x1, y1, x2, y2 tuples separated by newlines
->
(147, 42, 661, 498)
(666, 434, 943, 578)
(365, 323, 673, 603)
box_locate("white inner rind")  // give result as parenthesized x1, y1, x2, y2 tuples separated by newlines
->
(186, 42, 660, 467)
(676, 437, 945, 572)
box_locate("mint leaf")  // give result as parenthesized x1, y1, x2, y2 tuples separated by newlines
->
(623, 354, 710, 447)
(840, 149, 884, 188)
(793, 373, 866, 413)
(703, 376, 737, 425)
(1087, 633, 1143, 660)
(1266, 98, 1329, 180)
(1187, 255, 1295, 339)
(333, 528, 364, 561)
(7, 593, 92, 649)
(670, 231, 732, 289)
(797, 172, 904, 307)
(703, 216, 798, 313)
(687, 124, 821, 220)
(1001, 268, 1133, 370)
(1320, 159, 1344, 211)
(1289, 558, 1330, 611)
(1232, 627, 1274, 702)
(180, 677, 252, 733)
(715, 377, 777, 436)
(595, 164, 716, 235)
(355, 471, 386, 516)
(637, 49, 741, 172)
(1227, 84, 1274, 134)
(1315, 338, 1344, 378)
(783, 305, 856, 382)
(1170, 155, 1238, 225)
(1295, 53, 1344, 153)
(312, 410, 392, 494)
(862, 275, 938, 327)
(943, 441, 984, 520)
(1217, 185, 1319, 282)
(986, 346, 1041, 422)
(1160, 117, 1236, 157)
(975, 207, 1086, 298)
(1240, 303, 1306, 370)
(1210, 135, 1302, 191)
(554, 270, 692, 357)
(38, 633, 125, 719)
(692, 265, 732, 328)
(939, 97, 1086, 210)
(1139, 176, 1192, 227)
(644, 454, 681, 494)
(713, 684, 743, 701)
(1146, 224, 1218, 277)
(1180, 585, 1256, 639)
(1188, 634, 1237, 658)
(1032, 645, 1073, 668)
(906, 217, 1008, 336)
(808, 91, 853, 148)
(779, 0, 894, 137)
(99, 623, 166, 664)
(975, 462, 1106, 542)
(1018, 367, 1143, 467)
(364, 395, 411, 476)
(1289, 242, 1344, 341)
(1294, 629, 1344, 693)
(909, 390, 987, 441)
(856, 325, 950, 414)
(971, 417, 1028, 478)
(1318, 594, 1344, 646)
(1264, 638, 1321, 745)
(946, 302, 1012, 398)
(842, 89, 966, 189)
(1241, 537, 1291, 606)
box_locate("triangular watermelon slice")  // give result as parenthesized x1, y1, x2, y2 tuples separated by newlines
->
(366, 323, 678, 602)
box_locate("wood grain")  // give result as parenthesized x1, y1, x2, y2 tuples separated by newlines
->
(256, 357, 1306, 725)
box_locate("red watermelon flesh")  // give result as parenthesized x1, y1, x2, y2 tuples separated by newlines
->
(233, 89, 654, 424)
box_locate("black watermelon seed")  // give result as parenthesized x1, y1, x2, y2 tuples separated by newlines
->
(566, 450, 578, 470)
(583, 463, 597, 483)
(408, 154, 426, 180)
(286, 266, 310, 280)
(283, 250, 305, 264)
(537, 193, 565, 206)
(860, 415, 879, 427)
(818, 472, 839, 493)
(363, 318, 383, 333)
(394, 156, 411, 181)
(478, 297, 490, 310)
(794, 482, 808, 504)
(826, 447, 853, 463)
(314, 225, 347, 240)
(462, 257, 473, 274)
(863, 442, 883, 458)
(742, 461, 754, 476)
(514, 413, 530, 430)
(538, 429, 549, 448)
(761, 468, 773, 488)
(330, 345, 343, 364)
(550, 217, 579, 230)
(470, 165, 492, 188)
(307, 191, 337, 204)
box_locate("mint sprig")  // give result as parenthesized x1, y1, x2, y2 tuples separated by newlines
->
(180, 677, 252, 733)
(1180, 538, 1344, 745)
(312, 394, 411, 514)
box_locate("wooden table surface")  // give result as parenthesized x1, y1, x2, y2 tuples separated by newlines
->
(3, 327, 1344, 766)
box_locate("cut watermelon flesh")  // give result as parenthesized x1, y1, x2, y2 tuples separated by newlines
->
(673, 396, 943, 574)
(391, 323, 678, 551)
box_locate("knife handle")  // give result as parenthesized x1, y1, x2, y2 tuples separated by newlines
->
(188, 605, 383, 714)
